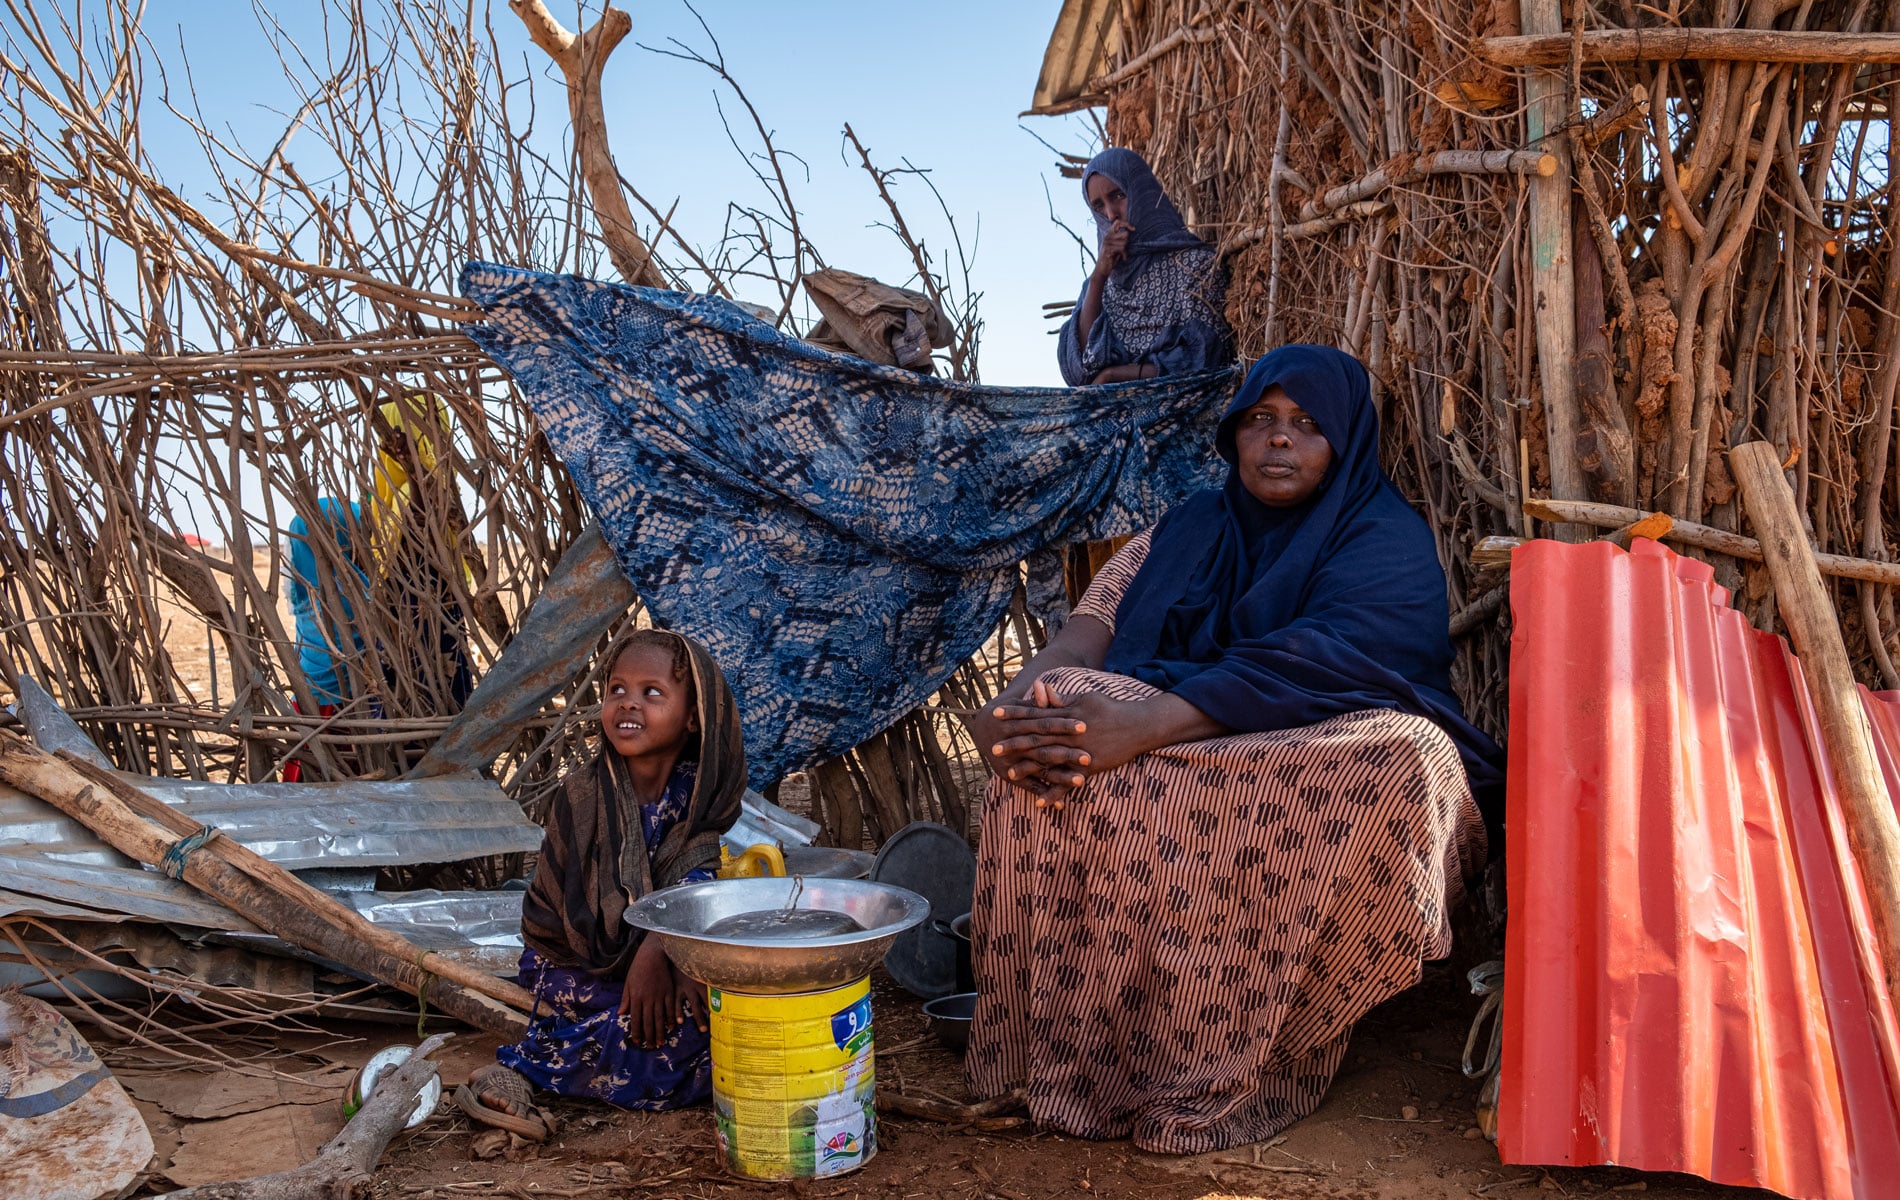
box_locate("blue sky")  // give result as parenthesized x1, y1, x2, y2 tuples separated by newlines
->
(135, 0, 1101, 386)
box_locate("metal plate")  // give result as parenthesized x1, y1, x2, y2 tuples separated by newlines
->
(870, 821, 975, 999)
(780, 845, 875, 879)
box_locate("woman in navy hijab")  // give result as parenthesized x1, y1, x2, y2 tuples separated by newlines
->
(1057, 148, 1233, 385)
(965, 346, 1500, 1155)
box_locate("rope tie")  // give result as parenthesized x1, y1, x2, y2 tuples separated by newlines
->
(415, 950, 436, 1039)
(158, 825, 221, 879)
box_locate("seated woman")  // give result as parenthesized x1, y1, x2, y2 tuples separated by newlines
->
(965, 345, 1502, 1155)
(465, 630, 746, 1135)
(1057, 148, 1233, 386)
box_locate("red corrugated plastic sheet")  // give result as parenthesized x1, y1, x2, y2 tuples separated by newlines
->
(1504, 537, 1900, 1200)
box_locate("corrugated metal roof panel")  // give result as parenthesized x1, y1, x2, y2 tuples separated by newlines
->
(0, 770, 538, 936)
(1026, 0, 1119, 115)
(1503, 536, 1900, 1200)
(134, 775, 540, 866)
(217, 889, 524, 976)
(0, 851, 258, 929)
(0, 774, 540, 869)
(0, 886, 122, 923)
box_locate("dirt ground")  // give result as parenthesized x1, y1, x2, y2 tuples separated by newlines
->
(112, 963, 1774, 1200)
(33, 560, 1770, 1199)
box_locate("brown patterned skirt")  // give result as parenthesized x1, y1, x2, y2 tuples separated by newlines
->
(966, 667, 1486, 1154)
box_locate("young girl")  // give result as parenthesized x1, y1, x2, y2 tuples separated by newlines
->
(464, 629, 746, 1134)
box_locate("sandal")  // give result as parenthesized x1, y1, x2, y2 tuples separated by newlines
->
(1462, 959, 1504, 1142)
(456, 1065, 555, 1143)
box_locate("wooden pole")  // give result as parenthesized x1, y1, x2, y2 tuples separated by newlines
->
(158, 1034, 453, 1200)
(0, 734, 532, 1038)
(1730, 441, 1900, 1005)
(508, 1, 667, 289)
(1293, 149, 1557, 223)
(1519, 0, 1585, 520)
(1571, 202, 1634, 505)
(1087, 25, 1218, 91)
(1523, 497, 1900, 587)
(1479, 28, 1900, 67)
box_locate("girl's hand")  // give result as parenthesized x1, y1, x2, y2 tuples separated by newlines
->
(672, 968, 708, 1035)
(619, 935, 678, 1049)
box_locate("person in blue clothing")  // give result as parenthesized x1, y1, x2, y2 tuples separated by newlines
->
(463, 630, 746, 1136)
(282, 499, 368, 780)
(285, 498, 367, 707)
(1057, 147, 1233, 386)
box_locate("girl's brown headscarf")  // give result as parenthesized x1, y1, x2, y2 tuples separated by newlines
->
(520, 631, 746, 977)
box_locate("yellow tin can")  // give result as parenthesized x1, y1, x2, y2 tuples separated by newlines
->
(708, 976, 875, 1180)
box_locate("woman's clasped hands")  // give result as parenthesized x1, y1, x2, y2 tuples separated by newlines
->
(977, 679, 1151, 812)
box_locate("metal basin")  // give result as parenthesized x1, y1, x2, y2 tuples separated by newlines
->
(922, 991, 976, 1056)
(779, 845, 875, 879)
(625, 877, 929, 994)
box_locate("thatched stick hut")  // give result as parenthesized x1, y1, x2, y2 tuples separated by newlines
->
(1029, 0, 1900, 734)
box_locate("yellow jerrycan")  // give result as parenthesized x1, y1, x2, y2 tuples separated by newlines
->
(716, 843, 787, 879)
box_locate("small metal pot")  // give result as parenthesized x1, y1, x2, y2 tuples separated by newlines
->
(922, 991, 977, 1056)
(930, 912, 973, 994)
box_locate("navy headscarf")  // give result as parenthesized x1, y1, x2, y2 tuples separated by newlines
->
(1057, 148, 1231, 386)
(1104, 345, 1503, 836)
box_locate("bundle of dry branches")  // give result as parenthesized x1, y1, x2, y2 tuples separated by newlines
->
(0, 0, 1005, 859)
(1087, 0, 1900, 733)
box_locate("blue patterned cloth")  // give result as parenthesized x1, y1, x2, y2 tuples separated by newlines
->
(631, 759, 717, 890)
(498, 758, 714, 1109)
(460, 263, 1238, 786)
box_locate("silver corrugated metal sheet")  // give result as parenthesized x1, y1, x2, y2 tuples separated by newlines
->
(724, 789, 822, 853)
(0, 773, 540, 869)
(350, 889, 520, 973)
(0, 769, 538, 938)
(1, 671, 538, 926)
(1027, 0, 1119, 115)
(0, 887, 115, 923)
(129, 776, 538, 867)
(213, 889, 525, 976)
(0, 866, 524, 975)
(0, 852, 259, 929)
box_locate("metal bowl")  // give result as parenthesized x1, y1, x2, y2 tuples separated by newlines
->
(921, 991, 977, 1055)
(779, 845, 876, 879)
(625, 877, 929, 994)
